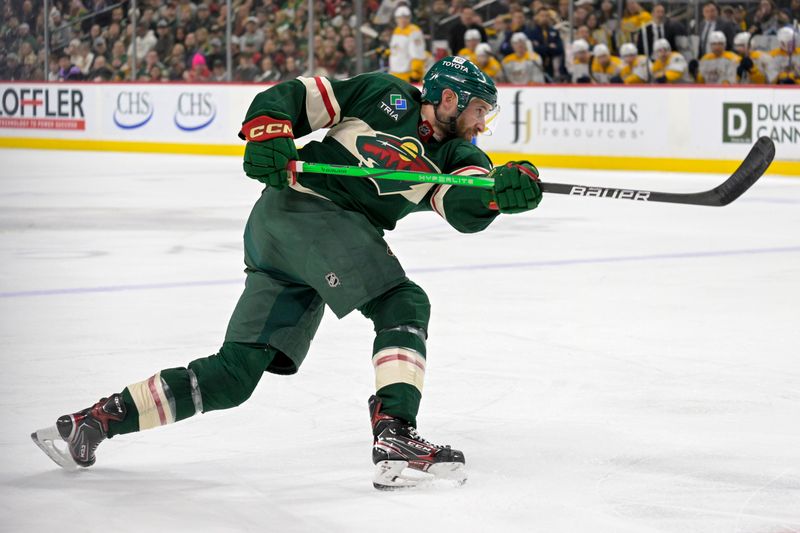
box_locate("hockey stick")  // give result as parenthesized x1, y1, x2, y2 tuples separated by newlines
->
(288, 136, 775, 207)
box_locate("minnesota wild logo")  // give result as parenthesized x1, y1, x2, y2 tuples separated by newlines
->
(355, 133, 439, 195)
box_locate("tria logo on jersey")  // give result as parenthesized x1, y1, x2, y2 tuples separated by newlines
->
(378, 92, 409, 121)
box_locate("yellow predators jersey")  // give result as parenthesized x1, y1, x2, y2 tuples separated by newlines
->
(457, 48, 478, 64)
(620, 55, 649, 83)
(698, 51, 740, 84)
(570, 58, 591, 83)
(620, 11, 652, 41)
(502, 51, 545, 84)
(652, 51, 689, 83)
(737, 50, 769, 84)
(768, 47, 800, 84)
(591, 55, 623, 83)
(477, 57, 503, 80)
(389, 24, 426, 81)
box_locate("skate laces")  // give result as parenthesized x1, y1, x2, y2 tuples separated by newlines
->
(407, 425, 447, 450)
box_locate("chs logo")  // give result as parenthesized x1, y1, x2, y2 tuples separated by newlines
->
(723, 103, 752, 144)
(113, 91, 153, 129)
(175, 92, 216, 131)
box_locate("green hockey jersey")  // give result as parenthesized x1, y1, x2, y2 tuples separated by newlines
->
(243, 72, 499, 233)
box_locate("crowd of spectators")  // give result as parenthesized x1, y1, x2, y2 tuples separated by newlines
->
(0, 0, 798, 83)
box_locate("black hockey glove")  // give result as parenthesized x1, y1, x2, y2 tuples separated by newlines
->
(688, 59, 699, 78)
(240, 111, 298, 189)
(483, 161, 542, 214)
(609, 74, 624, 84)
(654, 75, 668, 84)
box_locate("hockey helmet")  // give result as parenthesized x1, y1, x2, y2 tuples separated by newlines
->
(510, 32, 529, 44)
(708, 31, 727, 45)
(593, 43, 610, 57)
(777, 27, 796, 49)
(464, 29, 481, 42)
(653, 38, 671, 53)
(572, 39, 590, 53)
(619, 43, 638, 58)
(475, 43, 493, 57)
(733, 32, 751, 49)
(422, 56, 497, 112)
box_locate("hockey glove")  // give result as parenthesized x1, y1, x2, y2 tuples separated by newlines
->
(240, 111, 298, 189)
(736, 56, 754, 78)
(483, 161, 542, 214)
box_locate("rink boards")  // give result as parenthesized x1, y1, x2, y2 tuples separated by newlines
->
(0, 81, 798, 175)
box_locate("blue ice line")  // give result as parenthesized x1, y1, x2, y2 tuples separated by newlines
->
(1, 245, 798, 299)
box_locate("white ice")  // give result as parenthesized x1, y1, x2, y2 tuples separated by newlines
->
(1, 149, 799, 533)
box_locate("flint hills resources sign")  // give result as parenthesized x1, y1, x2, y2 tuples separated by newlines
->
(723, 102, 800, 145)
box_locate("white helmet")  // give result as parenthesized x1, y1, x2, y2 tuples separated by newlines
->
(708, 30, 726, 45)
(653, 38, 671, 53)
(733, 32, 751, 48)
(593, 43, 610, 56)
(777, 26, 796, 47)
(475, 42, 492, 57)
(619, 42, 638, 57)
(394, 5, 411, 18)
(510, 32, 529, 44)
(464, 29, 481, 42)
(572, 38, 590, 53)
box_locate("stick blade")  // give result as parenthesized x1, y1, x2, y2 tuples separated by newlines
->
(711, 136, 776, 206)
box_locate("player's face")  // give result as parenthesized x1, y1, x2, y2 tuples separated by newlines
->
(711, 42, 724, 55)
(455, 98, 492, 140)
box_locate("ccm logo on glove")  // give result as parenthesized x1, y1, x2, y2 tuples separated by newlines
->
(240, 116, 294, 141)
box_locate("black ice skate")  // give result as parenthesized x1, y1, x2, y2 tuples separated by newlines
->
(31, 394, 126, 470)
(369, 395, 466, 490)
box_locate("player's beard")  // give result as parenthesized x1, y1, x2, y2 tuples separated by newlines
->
(454, 113, 481, 141)
(433, 105, 481, 141)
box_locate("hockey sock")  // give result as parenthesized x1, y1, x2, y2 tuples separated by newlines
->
(106, 342, 275, 437)
(107, 367, 202, 437)
(360, 281, 431, 427)
(372, 327, 426, 427)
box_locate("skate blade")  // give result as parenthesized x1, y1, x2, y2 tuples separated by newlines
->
(31, 426, 79, 471)
(373, 460, 467, 491)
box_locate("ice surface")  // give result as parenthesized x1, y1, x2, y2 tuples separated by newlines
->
(1, 149, 799, 533)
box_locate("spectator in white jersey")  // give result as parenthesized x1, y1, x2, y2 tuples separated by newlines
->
(570, 38, 592, 83)
(698, 30, 740, 84)
(502, 32, 545, 85)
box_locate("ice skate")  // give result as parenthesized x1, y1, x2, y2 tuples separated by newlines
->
(369, 395, 466, 490)
(31, 394, 126, 470)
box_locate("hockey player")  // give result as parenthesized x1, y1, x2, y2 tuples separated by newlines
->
(697, 30, 740, 84)
(570, 38, 592, 83)
(590, 44, 623, 83)
(31, 57, 543, 490)
(502, 32, 546, 84)
(475, 42, 503, 81)
(651, 38, 689, 83)
(614, 42, 649, 83)
(458, 29, 482, 64)
(388, 6, 426, 82)
(733, 31, 768, 84)
(768, 27, 799, 84)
